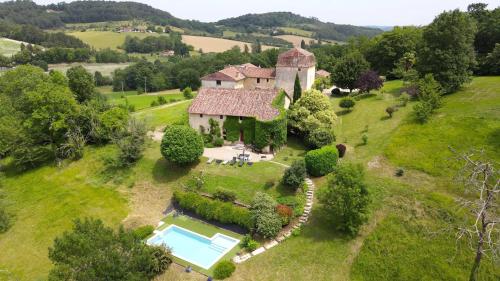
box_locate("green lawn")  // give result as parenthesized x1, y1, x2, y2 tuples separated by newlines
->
(157, 214, 243, 276)
(279, 27, 314, 37)
(134, 100, 192, 128)
(112, 93, 185, 111)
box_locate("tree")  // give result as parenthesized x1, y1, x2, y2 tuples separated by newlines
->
(282, 160, 307, 189)
(300, 39, 307, 49)
(250, 192, 281, 238)
(331, 52, 369, 92)
(451, 149, 498, 281)
(183, 87, 193, 99)
(416, 10, 477, 93)
(293, 74, 302, 103)
(48, 218, 171, 281)
(244, 44, 250, 54)
(113, 118, 147, 167)
(66, 65, 95, 103)
(288, 89, 336, 137)
(160, 126, 204, 165)
(305, 145, 339, 177)
(355, 70, 383, 94)
(339, 97, 356, 111)
(479, 43, 500, 75)
(177, 68, 201, 90)
(467, 3, 500, 55)
(306, 127, 335, 149)
(252, 39, 262, 54)
(318, 163, 370, 236)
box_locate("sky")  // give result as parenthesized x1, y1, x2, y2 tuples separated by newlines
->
(26, 0, 500, 26)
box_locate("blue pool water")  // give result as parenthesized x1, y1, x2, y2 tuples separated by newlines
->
(147, 225, 240, 269)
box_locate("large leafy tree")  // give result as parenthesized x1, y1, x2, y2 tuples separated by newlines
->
(48, 218, 171, 281)
(0, 66, 81, 168)
(355, 70, 383, 94)
(160, 125, 204, 165)
(467, 3, 500, 55)
(319, 163, 370, 236)
(416, 10, 477, 94)
(365, 26, 422, 76)
(331, 52, 369, 92)
(67, 65, 95, 103)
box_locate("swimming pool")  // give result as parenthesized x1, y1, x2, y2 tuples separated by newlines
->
(146, 225, 240, 269)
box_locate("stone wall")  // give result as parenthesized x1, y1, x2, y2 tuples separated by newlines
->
(201, 80, 244, 89)
(243, 77, 275, 90)
(275, 66, 315, 99)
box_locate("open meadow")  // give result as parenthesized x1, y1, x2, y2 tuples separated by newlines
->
(49, 62, 131, 76)
(67, 31, 163, 50)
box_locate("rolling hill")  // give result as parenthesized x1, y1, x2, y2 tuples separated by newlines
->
(0, 1, 382, 42)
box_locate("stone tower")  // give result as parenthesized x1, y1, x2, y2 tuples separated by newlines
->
(275, 47, 316, 101)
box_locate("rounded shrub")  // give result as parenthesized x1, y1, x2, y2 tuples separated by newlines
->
(305, 145, 339, 177)
(160, 126, 204, 165)
(132, 225, 154, 239)
(331, 88, 341, 96)
(339, 97, 356, 110)
(306, 127, 335, 149)
(336, 144, 347, 158)
(213, 260, 235, 279)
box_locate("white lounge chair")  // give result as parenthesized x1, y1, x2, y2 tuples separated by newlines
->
(206, 158, 214, 164)
(222, 160, 229, 165)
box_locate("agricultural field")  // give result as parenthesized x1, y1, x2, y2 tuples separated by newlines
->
(67, 31, 163, 50)
(0, 37, 24, 56)
(279, 27, 314, 37)
(49, 62, 131, 76)
(181, 35, 274, 53)
(275, 35, 317, 47)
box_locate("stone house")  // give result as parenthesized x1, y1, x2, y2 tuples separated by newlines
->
(188, 47, 316, 149)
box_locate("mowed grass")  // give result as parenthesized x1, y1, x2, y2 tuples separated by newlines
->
(0, 37, 23, 56)
(68, 31, 163, 50)
(134, 100, 191, 128)
(0, 147, 128, 281)
(278, 27, 314, 37)
(385, 76, 500, 176)
(112, 93, 185, 111)
(181, 35, 274, 53)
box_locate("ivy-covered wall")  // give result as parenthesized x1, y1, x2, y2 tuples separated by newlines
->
(222, 91, 287, 150)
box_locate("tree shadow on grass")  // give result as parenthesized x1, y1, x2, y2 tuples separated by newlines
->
(152, 157, 195, 183)
(380, 115, 391, 121)
(300, 207, 352, 242)
(335, 109, 352, 116)
(486, 128, 500, 150)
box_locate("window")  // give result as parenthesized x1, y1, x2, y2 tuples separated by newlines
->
(199, 114, 203, 118)
(267, 78, 269, 82)
(220, 115, 223, 119)
(216, 80, 222, 86)
(298, 68, 302, 71)
(239, 116, 243, 121)
(257, 78, 261, 83)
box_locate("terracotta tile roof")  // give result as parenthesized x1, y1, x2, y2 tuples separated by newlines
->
(277, 47, 316, 68)
(316, 69, 331, 78)
(238, 66, 276, 79)
(188, 88, 280, 121)
(201, 71, 238, 82)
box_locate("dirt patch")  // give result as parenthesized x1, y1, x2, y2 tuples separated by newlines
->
(148, 129, 165, 142)
(121, 182, 173, 229)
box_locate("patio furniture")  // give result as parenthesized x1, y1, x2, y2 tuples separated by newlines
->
(206, 158, 214, 164)
(247, 162, 254, 166)
(238, 160, 244, 167)
(222, 160, 229, 165)
(215, 159, 223, 164)
(229, 159, 236, 165)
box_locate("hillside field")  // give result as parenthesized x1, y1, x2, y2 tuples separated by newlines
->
(0, 37, 24, 56)
(49, 62, 131, 76)
(67, 31, 163, 50)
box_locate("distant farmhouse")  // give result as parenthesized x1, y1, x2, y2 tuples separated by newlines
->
(188, 47, 323, 152)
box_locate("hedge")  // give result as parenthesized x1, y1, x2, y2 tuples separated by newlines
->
(222, 116, 240, 142)
(305, 145, 339, 177)
(172, 191, 253, 230)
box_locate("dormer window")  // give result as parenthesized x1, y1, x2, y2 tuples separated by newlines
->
(216, 80, 222, 86)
